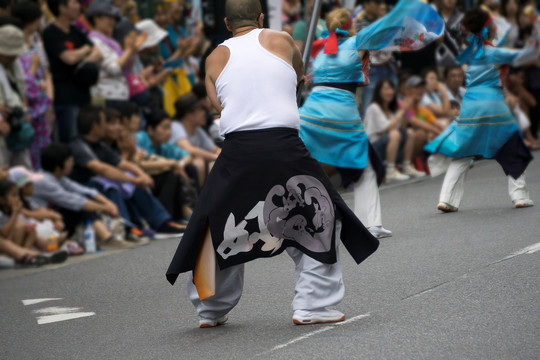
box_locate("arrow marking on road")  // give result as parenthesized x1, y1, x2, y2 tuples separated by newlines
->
(30, 306, 95, 325)
(22, 298, 63, 306)
(257, 313, 370, 356)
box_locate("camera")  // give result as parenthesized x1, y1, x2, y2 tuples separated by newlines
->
(7, 107, 26, 133)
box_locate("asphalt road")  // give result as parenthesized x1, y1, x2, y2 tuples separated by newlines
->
(1, 158, 539, 360)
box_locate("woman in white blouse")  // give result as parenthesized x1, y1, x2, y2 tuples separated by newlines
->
(364, 79, 424, 181)
(86, 1, 136, 105)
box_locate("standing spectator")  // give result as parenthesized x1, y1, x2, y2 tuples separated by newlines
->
(501, 0, 520, 47)
(356, 0, 398, 115)
(432, 0, 463, 67)
(12, 1, 54, 169)
(444, 64, 466, 104)
(0, 0, 12, 15)
(0, 23, 33, 169)
(86, 0, 134, 107)
(172, 92, 221, 185)
(364, 79, 424, 181)
(43, 0, 103, 143)
(292, 0, 327, 50)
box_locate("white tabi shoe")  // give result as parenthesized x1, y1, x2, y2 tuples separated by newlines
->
(437, 202, 458, 213)
(513, 199, 534, 208)
(199, 314, 229, 328)
(368, 226, 393, 239)
(293, 309, 345, 325)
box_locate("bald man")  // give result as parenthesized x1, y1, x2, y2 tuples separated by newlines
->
(166, 0, 378, 328)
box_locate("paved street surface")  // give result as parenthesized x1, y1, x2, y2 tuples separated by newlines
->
(1, 159, 539, 360)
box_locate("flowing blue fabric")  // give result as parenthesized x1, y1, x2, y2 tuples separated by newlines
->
(455, 26, 491, 65)
(355, 0, 444, 51)
(300, 0, 444, 171)
(424, 46, 528, 159)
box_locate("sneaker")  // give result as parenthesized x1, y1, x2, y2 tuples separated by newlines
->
(514, 199, 534, 208)
(385, 168, 410, 182)
(100, 236, 135, 249)
(199, 314, 229, 328)
(155, 222, 186, 239)
(126, 232, 150, 246)
(36, 249, 69, 264)
(402, 164, 426, 178)
(368, 226, 393, 239)
(292, 308, 345, 325)
(437, 202, 458, 213)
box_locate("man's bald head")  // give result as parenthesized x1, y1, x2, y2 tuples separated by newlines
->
(225, 0, 262, 30)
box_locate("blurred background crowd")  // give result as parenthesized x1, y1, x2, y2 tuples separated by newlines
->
(0, 0, 538, 268)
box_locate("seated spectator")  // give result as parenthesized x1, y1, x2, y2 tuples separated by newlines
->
(12, 1, 54, 169)
(0, 22, 33, 169)
(86, 0, 134, 106)
(69, 105, 184, 240)
(0, 179, 68, 259)
(449, 100, 461, 119)
(102, 107, 196, 222)
(173, 92, 221, 184)
(8, 166, 85, 255)
(133, 110, 196, 221)
(402, 75, 445, 161)
(30, 143, 134, 249)
(420, 68, 452, 127)
(43, 0, 103, 143)
(364, 79, 425, 182)
(444, 64, 466, 104)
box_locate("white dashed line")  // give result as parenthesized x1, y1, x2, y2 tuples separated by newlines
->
(22, 298, 63, 306)
(258, 313, 370, 356)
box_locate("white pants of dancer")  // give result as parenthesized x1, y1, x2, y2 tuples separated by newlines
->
(187, 222, 345, 320)
(353, 160, 382, 228)
(439, 157, 530, 208)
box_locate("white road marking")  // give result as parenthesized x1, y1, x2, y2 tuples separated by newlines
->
(501, 242, 540, 261)
(22, 298, 63, 306)
(36, 312, 96, 325)
(260, 313, 370, 355)
(31, 306, 96, 325)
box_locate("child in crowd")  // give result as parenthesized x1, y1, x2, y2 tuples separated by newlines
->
(8, 166, 84, 255)
(30, 144, 132, 249)
(0, 179, 68, 266)
(402, 75, 446, 161)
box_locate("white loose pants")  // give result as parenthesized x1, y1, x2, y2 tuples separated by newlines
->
(439, 157, 530, 208)
(187, 222, 345, 319)
(353, 160, 382, 228)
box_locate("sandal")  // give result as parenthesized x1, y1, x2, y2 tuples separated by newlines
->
(15, 254, 47, 268)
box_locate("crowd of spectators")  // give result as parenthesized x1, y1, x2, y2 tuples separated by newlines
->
(0, 0, 538, 268)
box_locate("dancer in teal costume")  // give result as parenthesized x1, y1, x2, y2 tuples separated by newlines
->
(299, 0, 444, 237)
(424, 8, 539, 212)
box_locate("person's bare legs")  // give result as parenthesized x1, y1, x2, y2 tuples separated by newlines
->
(192, 157, 207, 185)
(403, 128, 416, 163)
(385, 129, 402, 165)
(93, 220, 112, 241)
(413, 129, 427, 159)
(0, 238, 40, 261)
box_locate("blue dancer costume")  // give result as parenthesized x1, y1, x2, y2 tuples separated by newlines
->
(425, 16, 539, 179)
(300, 0, 445, 187)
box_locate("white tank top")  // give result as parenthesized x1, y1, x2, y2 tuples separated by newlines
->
(215, 29, 300, 136)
